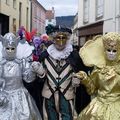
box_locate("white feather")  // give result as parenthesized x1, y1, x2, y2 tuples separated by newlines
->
(16, 42, 34, 59)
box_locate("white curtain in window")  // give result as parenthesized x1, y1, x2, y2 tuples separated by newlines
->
(84, 0, 89, 22)
(96, 0, 104, 18)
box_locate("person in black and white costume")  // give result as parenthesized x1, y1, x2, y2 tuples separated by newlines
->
(32, 25, 91, 120)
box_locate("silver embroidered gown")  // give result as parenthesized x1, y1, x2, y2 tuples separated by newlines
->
(0, 59, 42, 120)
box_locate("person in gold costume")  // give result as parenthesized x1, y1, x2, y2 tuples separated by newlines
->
(75, 32, 120, 120)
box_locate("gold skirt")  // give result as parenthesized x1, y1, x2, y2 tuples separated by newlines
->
(77, 96, 120, 120)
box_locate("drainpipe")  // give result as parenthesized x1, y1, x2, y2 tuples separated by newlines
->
(30, 0, 32, 31)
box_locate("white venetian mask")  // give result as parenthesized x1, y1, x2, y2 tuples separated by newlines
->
(105, 49, 117, 61)
(0, 33, 19, 60)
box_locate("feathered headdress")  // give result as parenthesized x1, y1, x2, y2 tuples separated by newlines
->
(18, 26, 25, 40)
(24, 29, 37, 43)
(40, 34, 49, 41)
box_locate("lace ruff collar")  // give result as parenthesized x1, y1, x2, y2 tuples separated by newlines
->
(47, 44, 73, 60)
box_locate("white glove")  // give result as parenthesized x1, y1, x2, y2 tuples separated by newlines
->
(72, 73, 80, 87)
(31, 61, 41, 72)
(31, 61, 45, 77)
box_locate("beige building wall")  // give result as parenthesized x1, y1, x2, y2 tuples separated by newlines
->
(0, 0, 31, 34)
(78, 0, 120, 35)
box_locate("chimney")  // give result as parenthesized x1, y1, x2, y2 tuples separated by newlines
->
(52, 7, 54, 13)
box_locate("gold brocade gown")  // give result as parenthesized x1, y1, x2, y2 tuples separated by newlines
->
(77, 65, 120, 120)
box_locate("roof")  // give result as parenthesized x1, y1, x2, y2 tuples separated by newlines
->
(46, 10, 54, 19)
(56, 16, 75, 28)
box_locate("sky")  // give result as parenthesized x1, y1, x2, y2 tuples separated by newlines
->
(37, 0, 78, 17)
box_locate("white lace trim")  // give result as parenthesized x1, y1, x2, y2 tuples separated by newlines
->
(47, 43, 73, 60)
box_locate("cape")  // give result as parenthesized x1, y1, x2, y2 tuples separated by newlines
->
(38, 49, 92, 73)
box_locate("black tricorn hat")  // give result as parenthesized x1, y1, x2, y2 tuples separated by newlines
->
(45, 24, 72, 35)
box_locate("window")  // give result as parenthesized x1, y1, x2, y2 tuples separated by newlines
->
(13, 0, 16, 9)
(13, 18, 16, 34)
(96, 0, 104, 18)
(6, 0, 9, 5)
(26, 7, 29, 30)
(48, 19, 52, 22)
(27, 0, 29, 4)
(83, 0, 89, 23)
(19, 2, 22, 27)
(80, 37, 86, 46)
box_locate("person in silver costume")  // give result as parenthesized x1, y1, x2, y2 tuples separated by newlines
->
(0, 33, 42, 120)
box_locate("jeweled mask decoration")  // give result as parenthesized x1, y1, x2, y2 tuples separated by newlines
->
(103, 32, 120, 61)
(0, 33, 19, 60)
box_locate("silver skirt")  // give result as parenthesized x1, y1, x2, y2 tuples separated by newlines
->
(0, 87, 42, 120)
